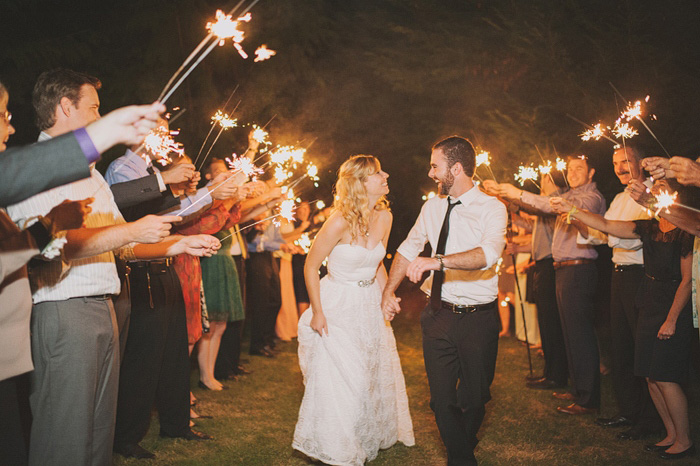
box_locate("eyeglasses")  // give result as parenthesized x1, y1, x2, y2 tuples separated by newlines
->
(0, 111, 11, 124)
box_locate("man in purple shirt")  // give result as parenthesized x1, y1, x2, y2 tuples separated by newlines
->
(495, 155, 606, 415)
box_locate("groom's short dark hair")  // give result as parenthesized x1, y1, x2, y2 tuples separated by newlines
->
(433, 136, 476, 177)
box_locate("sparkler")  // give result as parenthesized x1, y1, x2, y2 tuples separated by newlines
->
(653, 190, 677, 216)
(142, 126, 185, 166)
(475, 150, 498, 181)
(250, 125, 269, 144)
(196, 102, 242, 171)
(158, 0, 261, 105)
(609, 83, 672, 158)
(254, 45, 276, 62)
(295, 232, 312, 253)
(567, 114, 619, 145)
(194, 86, 239, 167)
(650, 190, 700, 216)
(514, 165, 540, 190)
(611, 120, 638, 140)
(225, 155, 263, 180)
(580, 123, 607, 142)
(315, 200, 325, 210)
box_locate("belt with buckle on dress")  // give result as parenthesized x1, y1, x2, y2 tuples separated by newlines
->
(440, 299, 497, 314)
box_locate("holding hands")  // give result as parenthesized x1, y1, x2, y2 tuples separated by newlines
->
(380, 293, 401, 321)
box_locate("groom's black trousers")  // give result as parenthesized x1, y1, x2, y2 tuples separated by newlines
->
(421, 300, 499, 466)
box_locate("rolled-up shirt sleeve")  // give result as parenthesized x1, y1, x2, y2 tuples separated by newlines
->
(479, 200, 507, 268)
(396, 204, 429, 262)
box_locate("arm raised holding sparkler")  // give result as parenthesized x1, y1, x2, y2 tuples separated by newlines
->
(643, 156, 700, 187)
(627, 179, 700, 237)
(550, 197, 638, 240)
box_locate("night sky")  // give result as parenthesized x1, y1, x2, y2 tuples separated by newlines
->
(2, 0, 700, 249)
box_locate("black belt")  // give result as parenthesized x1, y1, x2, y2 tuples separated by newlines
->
(614, 264, 643, 272)
(129, 258, 172, 274)
(440, 299, 497, 314)
(81, 294, 115, 301)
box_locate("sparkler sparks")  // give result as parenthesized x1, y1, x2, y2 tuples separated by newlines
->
(538, 161, 553, 175)
(621, 100, 643, 121)
(158, 0, 262, 104)
(612, 121, 639, 139)
(276, 199, 296, 225)
(250, 125, 269, 144)
(226, 155, 263, 180)
(206, 10, 250, 46)
(514, 165, 539, 187)
(555, 157, 567, 172)
(476, 151, 490, 167)
(316, 200, 325, 210)
(254, 45, 276, 62)
(142, 127, 184, 166)
(580, 123, 607, 142)
(654, 190, 677, 216)
(295, 232, 312, 253)
(211, 110, 238, 129)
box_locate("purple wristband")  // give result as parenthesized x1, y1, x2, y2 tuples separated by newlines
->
(73, 127, 100, 164)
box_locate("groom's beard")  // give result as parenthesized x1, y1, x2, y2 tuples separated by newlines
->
(438, 171, 454, 196)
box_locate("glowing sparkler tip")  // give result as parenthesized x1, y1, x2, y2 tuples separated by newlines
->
(254, 45, 276, 62)
(475, 151, 490, 167)
(580, 123, 606, 142)
(654, 190, 677, 216)
(514, 165, 539, 186)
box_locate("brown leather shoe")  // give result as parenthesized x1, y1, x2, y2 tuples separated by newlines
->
(557, 403, 597, 415)
(553, 391, 576, 401)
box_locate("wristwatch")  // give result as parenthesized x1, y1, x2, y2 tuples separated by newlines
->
(434, 254, 445, 272)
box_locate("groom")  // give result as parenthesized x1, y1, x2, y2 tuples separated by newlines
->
(382, 136, 507, 465)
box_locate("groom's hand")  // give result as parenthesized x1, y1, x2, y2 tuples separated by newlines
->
(406, 256, 440, 283)
(381, 293, 402, 321)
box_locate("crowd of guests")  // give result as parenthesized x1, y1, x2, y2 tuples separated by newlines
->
(0, 69, 324, 465)
(484, 147, 699, 460)
(2, 67, 700, 465)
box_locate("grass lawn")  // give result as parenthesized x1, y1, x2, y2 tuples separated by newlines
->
(115, 283, 699, 465)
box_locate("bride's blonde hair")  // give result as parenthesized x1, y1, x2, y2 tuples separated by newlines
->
(332, 155, 389, 240)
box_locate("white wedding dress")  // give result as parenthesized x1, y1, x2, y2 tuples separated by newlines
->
(293, 243, 415, 465)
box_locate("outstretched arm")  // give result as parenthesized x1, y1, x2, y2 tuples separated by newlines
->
(550, 197, 638, 239)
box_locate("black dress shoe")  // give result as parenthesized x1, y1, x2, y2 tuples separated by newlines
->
(527, 378, 564, 390)
(526, 373, 544, 382)
(595, 415, 633, 428)
(161, 429, 213, 441)
(617, 425, 660, 440)
(644, 443, 673, 452)
(659, 444, 695, 460)
(114, 443, 155, 459)
(250, 348, 275, 358)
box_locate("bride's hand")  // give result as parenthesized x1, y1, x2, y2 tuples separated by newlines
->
(381, 293, 401, 321)
(310, 312, 328, 336)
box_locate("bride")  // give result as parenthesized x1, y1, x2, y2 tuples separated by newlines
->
(293, 155, 415, 465)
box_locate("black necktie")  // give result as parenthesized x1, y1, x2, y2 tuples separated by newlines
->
(430, 197, 460, 311)
(146, 165, 156, 175)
